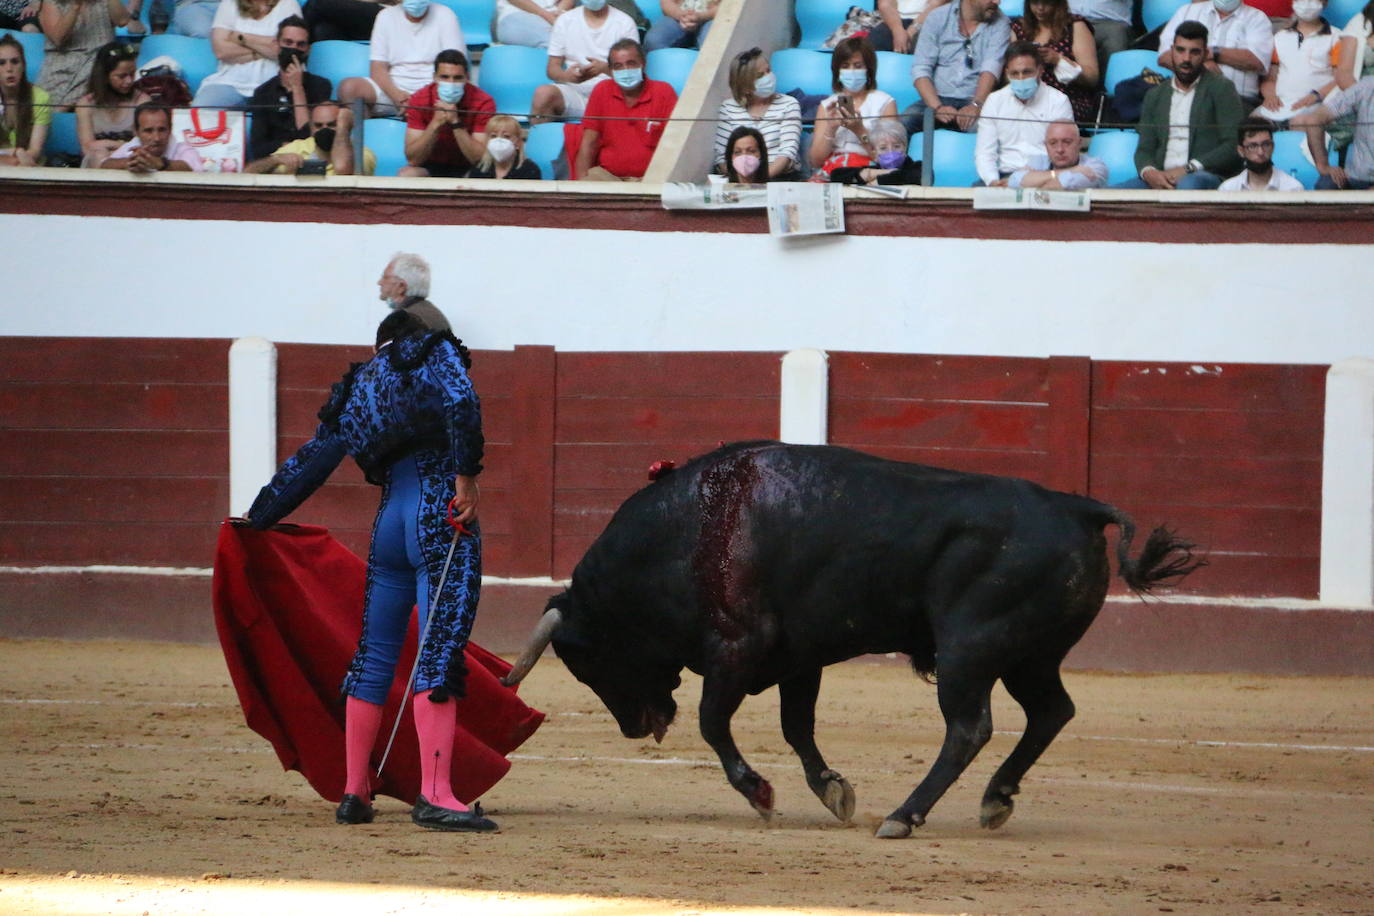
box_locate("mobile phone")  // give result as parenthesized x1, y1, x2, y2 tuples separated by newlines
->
(298, 159, 328, 176)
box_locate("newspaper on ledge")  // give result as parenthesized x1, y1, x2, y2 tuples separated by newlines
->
(766, 182, 845, 237)
(971, 187, 1091, 212)
(660, 181, 769, 210)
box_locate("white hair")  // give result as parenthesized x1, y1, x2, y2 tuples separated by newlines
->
(389, 252, 431, 299)
(868, 119, 908, 149)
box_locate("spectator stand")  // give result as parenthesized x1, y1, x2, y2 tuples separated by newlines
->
(1272, 130, 1339, 190)
(363, 117, 408, 176)
(436, 0, 493, 49)
(635, 0, 665, 25)
(524, 120, 566, 179)
(1086, 128, 1139, 185)
(1, 29, 43, 83)
(43, 111, 81, 162)
(646, 47, 698, 94)
(476, 44, 546, 123)
(307, 39, 372, 96)
(793, 0, 872, 50)
(907, 127, 979, 188)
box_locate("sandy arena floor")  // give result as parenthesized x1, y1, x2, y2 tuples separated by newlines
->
(0, 638, 1371, 915)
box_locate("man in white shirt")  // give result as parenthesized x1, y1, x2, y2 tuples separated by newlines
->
(1158, 0, 1273, 108)
(1007, 119, 1110, 189)
(1217, 117, 1304, 190)
(494, 0, 575, 49)
(975, 43, 1073, 186)
(529, 0, 640, 122)
(338, 0, 467, 118)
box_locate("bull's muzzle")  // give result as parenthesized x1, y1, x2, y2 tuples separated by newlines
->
(501, 606, 562, 686)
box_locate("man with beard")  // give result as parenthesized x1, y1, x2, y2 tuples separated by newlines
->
(247, 16, 333, 162)
(100, 103, 204, 172)
(1217, 117, 1303, 190)
(903, 0, 1011, 134)
(246, 102, 372, 175)
(1115, 20, 1245, 190)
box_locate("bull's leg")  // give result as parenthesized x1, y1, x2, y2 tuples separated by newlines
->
(979, 662, 1075, 829)
(699, 673, 774, 818)
(877, 665, 995, 839)
(779, 668, 855, 823)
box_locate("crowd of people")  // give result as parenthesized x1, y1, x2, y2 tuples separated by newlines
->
(1, 0, 1372, 189)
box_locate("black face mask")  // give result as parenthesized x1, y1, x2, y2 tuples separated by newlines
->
(278, 46, 306, 71)
(313, 126, 336, 152)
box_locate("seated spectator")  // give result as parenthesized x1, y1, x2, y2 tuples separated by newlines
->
(303, 0, 389, 43)
(38, 0, 134, 108)
(870, 0, 948, 53)
(1068, 0, 1131, 68)
(1012, 0, 1099, 124)
(99, 101, 205, 171)
(904, 0, 1010, 134)
(1006, 118, 1108, 188)
(493, 0, 575, 49)
(1292, 72, 1374, 188)
(530, 0, 638, 122)
(975, 41, 1072, 185)
(850, 119, 924, 184)
(1256, 0, 1355, 123)
(193, 0, 305, 109)
(339, 0, 466, 119)
(399, 49, 494, 177)
(1158, 0, 1272, 110)
(722, 125, 767, 183)
(1217, 116, 1303, 189)
(467, 114, 541, 178)
(246, 100, 372, 173)
(713, 47, 801, 179)
(810, 36, 900, 179)
(645, 0, 717, 52)
(1, 0, 41, 31)
(575, 37, 676, 180)
(1114, 21, 1245, 188)
(1345, 3, 1374, 85)
(0, 33, 49, 166)
(76, 42, 148, 168)
(247, 16, 332, 160)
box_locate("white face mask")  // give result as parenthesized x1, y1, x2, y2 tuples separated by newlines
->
(1212, 0, 1241, 13)
(487, 136, 516, 163)
(753, 71, 777, 98)
(1291, 0, 1323, 20)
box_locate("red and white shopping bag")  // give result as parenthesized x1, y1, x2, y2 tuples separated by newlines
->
(172, 107, 247, 174)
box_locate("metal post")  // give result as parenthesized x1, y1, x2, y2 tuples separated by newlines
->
(351, 98, 365, 177)
(921, 106, 935, 187)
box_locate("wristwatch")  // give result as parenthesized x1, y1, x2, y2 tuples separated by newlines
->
(1186, 159, 1201, 173)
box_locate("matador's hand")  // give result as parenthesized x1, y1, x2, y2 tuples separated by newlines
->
(451, 475, 479, 525)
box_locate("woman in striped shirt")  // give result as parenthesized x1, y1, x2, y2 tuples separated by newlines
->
(713, 46, 802, 179)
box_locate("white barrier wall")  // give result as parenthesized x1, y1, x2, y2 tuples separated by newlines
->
(3, 213, 1371, 364)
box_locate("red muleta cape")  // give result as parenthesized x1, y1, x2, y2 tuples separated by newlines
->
(212, 520, 544, 804)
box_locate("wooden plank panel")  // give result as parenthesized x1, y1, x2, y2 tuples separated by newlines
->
(1090, 454, 1321, 510)
(555, 396, 778, 444)
(0, 337, 228, 384)
(552, 489, 636, 537)
(0, 521, 222, 567)
(554, 535, 596, 579)
(830, 401, 1047, 450)
(557, 352, 781, 397)
(1, 383, 227, 430)
(829, 445, 1047, 481)
(1045, 356, 1091, 495)
(1093, 362, 1327, 410)
(507, 346, 556, 576)
(1088, 500, 1320, 557)
(0, 429, 227, 477)
(829, 352, 1048, 402)
(3, 477, 229, 524)
(1109, 554, 1318, 599)
(554, 442, 720, 490)
(1090, 408, 1322, 459)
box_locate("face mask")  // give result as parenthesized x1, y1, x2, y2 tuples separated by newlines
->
(732, 153, 760, 177)
(877, 149, 905, 169)
(487, 136, 516, 162)
(437, 80, 465, 104)
(1009, 76, 1039, 101)
(277, 47, 305, 71)
(1211, 0, 1241, 12)
(582, 0, 607, 10)
(838, 68, 868, 92)
(401, 0, 429, 17)
(753, 72, 777, 98)
(1292, 0, 1323, 19)
(612, 67, 642, 90)
(313, 126, 335, 152)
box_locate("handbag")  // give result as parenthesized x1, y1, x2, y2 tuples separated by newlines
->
(823, 6, 883, 49)
(171, 107, 247, 173)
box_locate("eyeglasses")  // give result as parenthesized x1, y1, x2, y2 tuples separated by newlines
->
(104, 45, 138, 59)
(736, 47, 762, 64)
(1240, 140, 1274, 150)
(962, 38, 974, 70)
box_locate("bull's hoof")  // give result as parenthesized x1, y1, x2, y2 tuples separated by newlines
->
(875, 818, 912, 839)
(748, 778, 775, 820)
(979, 795, 1014, 830)
(817, 770, 855, 823)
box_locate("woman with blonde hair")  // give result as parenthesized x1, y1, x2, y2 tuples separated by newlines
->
(466, 115, 542, 179)
(713, 46, 801, 179)
(193, 0, 302, 108)
(37, 0, 136, 107)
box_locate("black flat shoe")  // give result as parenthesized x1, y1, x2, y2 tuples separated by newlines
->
(411, 796, 499, 832)
(335, 793, 375, 825)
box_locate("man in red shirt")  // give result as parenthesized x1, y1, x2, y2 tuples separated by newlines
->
(575, 39, 678, 181)
(400, 50, 497, 178)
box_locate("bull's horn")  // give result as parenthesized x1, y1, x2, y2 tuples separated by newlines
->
(502, 607, 563, 686)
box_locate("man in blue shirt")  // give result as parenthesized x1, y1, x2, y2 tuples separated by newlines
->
(903, 0, 1011, 135)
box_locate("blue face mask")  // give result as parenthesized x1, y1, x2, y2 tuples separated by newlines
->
(437, 80, 465, 104)
(838, 68, 867, 92)
(401, 0, 429, 17)
(612, 67, 642, 90)
(1009, 76, 1039, 101)
(877, 150, 905, 169)
(582, 0, 607, 9)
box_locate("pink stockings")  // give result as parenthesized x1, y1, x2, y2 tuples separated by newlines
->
(343, 689, 468, 811)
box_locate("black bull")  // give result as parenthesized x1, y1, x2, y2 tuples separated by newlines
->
(504, 441, 1202, 838)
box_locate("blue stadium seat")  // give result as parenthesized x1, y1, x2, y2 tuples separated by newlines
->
(795, 0, 872, 50)
(307, 39, 372, 95)
(1271, 129, 1333, 190)
(1, 29, 44, 84)
(1103, 49, 1170, 97)
(771, 48, 833, 97)
(523, 120, 564, 179)
(646, 47, 696, 94)
(906, 128, 978, 187)
(875, 50, 918, 111)
(136, 34, 218, 94)
(1000, 0, 1025, 16)
(1326, 0, 1364, 26)
(1140, 0, 1181, 32)
(364, 117, 408, 176)
(115, 0, 155, 43)
(1086, 128, 1140, 185)
(635, 0, 664, 25)
(435, 0, 493, 48)
(43, 111, 81, 158)
(476, 44, 547, 121)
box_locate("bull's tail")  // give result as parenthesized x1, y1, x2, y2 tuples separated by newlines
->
(1106, 509, 1206, 596)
